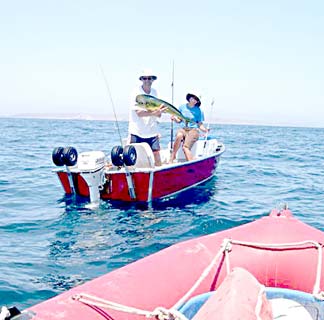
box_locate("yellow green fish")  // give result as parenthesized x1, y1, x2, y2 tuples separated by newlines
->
(135, 94, 195, 123)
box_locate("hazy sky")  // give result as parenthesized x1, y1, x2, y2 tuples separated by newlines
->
(1, 1, 324, 127)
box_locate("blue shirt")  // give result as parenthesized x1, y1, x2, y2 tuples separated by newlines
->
(179, 104, 204, 129)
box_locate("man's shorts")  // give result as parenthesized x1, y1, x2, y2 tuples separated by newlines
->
(178, 128, 199, 149)
(130, 134, 160, 151)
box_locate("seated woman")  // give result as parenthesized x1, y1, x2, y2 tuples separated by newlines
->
(170, 92, 209, 163)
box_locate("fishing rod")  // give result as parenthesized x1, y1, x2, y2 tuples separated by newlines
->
(170, 60, 175, 154)
(99, 65, 136, 199)
(99, 65, 124, 146)
(203, 98, 215, 150)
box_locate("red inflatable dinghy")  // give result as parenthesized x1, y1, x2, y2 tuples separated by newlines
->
(8, 208, 324, 319)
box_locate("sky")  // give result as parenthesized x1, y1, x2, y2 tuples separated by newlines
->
(1, 0, 324, 127)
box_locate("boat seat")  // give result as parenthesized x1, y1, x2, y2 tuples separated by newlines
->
(266, 288, 323, 319)
(176, 140, 207, 161)
(176, 142, 198, 161)
(176, 137, 218, 161)
(129, 143, 155, 168)
(178, 268, 321, 320)
(179, 288, 320, 320)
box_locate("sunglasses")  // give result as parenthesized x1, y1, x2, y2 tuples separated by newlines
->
(142, 77, 154, 81)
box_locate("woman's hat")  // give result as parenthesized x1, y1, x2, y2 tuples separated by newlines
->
(139, 69, 157, 81)
(186, 93, 201, 107)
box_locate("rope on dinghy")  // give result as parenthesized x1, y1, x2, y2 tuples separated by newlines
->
(171, 239, 231, 310)
(227, 238, 324, 299)
(72, 238, 324, 319)
(73, 293, 188, 320)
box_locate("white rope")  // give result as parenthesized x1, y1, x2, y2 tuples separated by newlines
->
(224, 244, 231, 275)
(229, 239, 324, 298)
(73, 237, 324, 320)
(255, 285, 266, 320)
(73, 293, 188, 320)
(173, 238, 324, 309)
(0, 307, 10, 320)
(172, 238, 232, 310)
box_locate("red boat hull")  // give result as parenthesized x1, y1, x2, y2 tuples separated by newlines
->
(55, 155, 221, 202)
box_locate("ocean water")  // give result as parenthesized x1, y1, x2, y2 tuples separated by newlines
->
(1, 117, 324, 310)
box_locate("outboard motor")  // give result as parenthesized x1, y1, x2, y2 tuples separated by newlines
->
(78, 151, 106, 203)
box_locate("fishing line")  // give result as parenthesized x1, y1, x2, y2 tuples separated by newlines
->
(171, 60, 175, 104)
(204, 98, 215, 149)
(99, 65, 136, 200)
(170, 60, 175, 154)
(206, 98, 215, 133)
(99, 65, 123, 146)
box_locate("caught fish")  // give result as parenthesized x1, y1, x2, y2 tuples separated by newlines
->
(135, 94, 195, 124)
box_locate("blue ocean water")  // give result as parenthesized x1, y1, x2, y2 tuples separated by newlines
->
(1, 117, 324, 310)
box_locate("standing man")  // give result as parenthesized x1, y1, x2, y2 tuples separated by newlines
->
(128, 69, 165, 166)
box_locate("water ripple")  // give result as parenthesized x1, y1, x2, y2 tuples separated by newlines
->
(1, 118, 324, 309)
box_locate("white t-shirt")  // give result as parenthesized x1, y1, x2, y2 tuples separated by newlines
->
(128, 85, 159, 138)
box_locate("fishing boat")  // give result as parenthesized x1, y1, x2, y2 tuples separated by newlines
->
(8, 207, 324, 319)
(51, 135, 225, 204)
(51, 94, 225, 205)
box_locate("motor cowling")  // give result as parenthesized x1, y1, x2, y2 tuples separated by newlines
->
(78, 151, 106, 171)
(77, 151, 106, 204)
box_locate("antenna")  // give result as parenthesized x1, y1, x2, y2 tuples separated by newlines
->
(170, 60, 175, 154)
